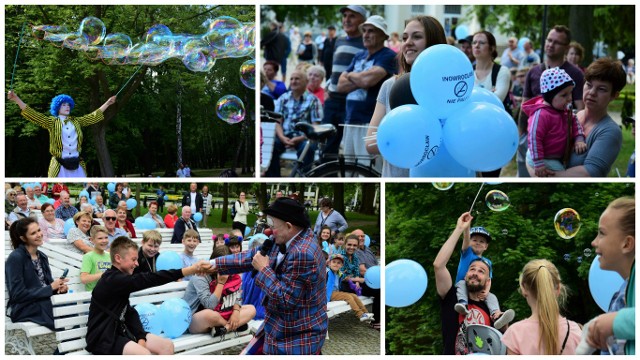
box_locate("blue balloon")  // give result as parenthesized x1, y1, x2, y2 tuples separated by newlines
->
(322, 241, 329, 254)
(135, 303, 163, 335)
(193, 212, 203, 222)
(146, 218, 158, 230)
(364, 265, 381, 289)
(156, 251, 183, 271)
(410, 44, 474, 119)
(386, 259, 428, 307)
(410, 142, 476, 177)
(63, 218, 76, 236)
(79, 190, 90, 200)
(89, 198, 96, 206)
(377, 104, 443, 169)
(126, 198, 137, 210)
(244, 226, 251, 237)
(517, 37, 531, 51)
(469, 87, 505, 110)
(163, 195, 169, 201)
(107, 182, 116, 192)
(443, 102, 518, 172)
(159, 298, 192, 339)
(589, 255, 625, 312)
(364, 234, 371, 247)
(134, 217, 145, 228)
(454, 25, 469, 40)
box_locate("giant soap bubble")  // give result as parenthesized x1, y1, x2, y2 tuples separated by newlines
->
(216, 95, 245, 124)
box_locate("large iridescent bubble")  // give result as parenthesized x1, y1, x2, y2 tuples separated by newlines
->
(432, 182, 454, 191)
(485, 190, 510, 212)
(145, 24, 172, 45)
(240, 59, 255, 89)
(99, 33, 132, 64)
(78, 17, 106, 46)
(554, 208, 581, 239)
(216, 95, 245, 124)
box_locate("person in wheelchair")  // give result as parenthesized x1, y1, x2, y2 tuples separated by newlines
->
(265, 70, 323, 177)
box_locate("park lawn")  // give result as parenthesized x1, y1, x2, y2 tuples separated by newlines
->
(609, 125, 634, 177)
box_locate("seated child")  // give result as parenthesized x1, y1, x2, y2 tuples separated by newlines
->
(180, 229, 201, 281)
(80, 225, 112, 291)
(522, 67, 587, 177)
(329, 232, 346, 256)
(326, 253, 373, 322)
(85, 236, 210, 355)
(183, 245, 256, 339)
(454, 226, 515, 330)
(133, 229, 161, 274)
(226, 235, 243, 255)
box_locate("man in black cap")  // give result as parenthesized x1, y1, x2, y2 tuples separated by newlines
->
(212, 197, 327, 355)
(458, 35, 475, 64)
(320, 25, 338, 81)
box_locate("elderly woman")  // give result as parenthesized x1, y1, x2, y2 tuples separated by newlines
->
(584, 197, 635, 355)
(472, 30, 511, 177)
(164, 203, 179, 228)
(38, 203, 65, 241)
(6, 218, 69, 329)
(567, 41, 585, 72)
(313, 197, 348, 237)
(502, 259, 582, 354)
(6, 91, 116, 177)
(532, 58, 627, 177)
(307, 65, 326, 105)
(66, 211, 94, 254)
(115, 207, 136, 238)
(143, 201, 166, 229)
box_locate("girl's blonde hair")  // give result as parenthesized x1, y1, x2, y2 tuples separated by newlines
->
(606, 197, 635, 237)
(519, 259, 567, 355)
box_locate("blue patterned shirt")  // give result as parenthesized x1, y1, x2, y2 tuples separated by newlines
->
(275, 90, 323, 135)
(55, 204, 78, 221)
(341, 253, 360, 278)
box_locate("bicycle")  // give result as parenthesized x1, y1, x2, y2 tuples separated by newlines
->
(261, 108, 381, 178)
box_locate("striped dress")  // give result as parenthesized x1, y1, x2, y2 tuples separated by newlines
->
(21, 106, 104, 177)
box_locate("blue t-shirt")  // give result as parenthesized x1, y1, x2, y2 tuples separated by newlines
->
(344, 47, 397, 125)
(455, 246, 493, 282)
(262, 80, 287, 100)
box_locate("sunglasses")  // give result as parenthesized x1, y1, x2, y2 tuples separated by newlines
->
(104, 217, 116, 221)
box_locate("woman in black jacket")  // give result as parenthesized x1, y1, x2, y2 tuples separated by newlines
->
(5, 218, 68, 330)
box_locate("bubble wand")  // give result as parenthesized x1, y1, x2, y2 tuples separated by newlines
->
(115, 64, 144, 97)
(10, 22, 27, 91)
(468, 182, 485, 214)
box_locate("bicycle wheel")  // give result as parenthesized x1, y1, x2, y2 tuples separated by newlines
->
(306, 162, 380, 178)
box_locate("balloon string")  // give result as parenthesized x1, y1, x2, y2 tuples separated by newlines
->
(10, 22, 27, 91)
(115, 64, 144, 97)
(469, 182, 485, 214)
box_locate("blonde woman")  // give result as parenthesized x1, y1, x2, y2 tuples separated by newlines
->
(502, 259, 582, 354)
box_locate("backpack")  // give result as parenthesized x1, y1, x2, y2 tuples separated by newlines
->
(473, 63, 514, 117)
(231, 201, 237, 218)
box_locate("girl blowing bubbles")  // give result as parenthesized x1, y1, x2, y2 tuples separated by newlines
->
(523, 67, 587, 177)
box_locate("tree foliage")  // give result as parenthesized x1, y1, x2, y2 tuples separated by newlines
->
(261, 5, 384, 28)
(5, 5, 255, 177)
(385, 182, 634, 354)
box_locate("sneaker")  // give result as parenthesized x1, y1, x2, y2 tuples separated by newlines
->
(359, 313, 374, 322)
(494, 309, 515, 330)
(236, 324, 249, 333)
(454, 303, 469, 316)
(212, 326, 228, 342)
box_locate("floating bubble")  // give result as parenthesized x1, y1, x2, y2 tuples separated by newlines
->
(554, 208, 582, 239)
(62, 34, 90, 51)
(208, 16, 242, 32)
(216, 95, 245, 124)
(99, 33, 132, 64)
(595, 192, 599, 197)
(432, 182, 454, 191)
(136, 43, 170, 66)
(564, 253, 570, 261)
(577, 256, 583, 264)
(485, 190, 510, 211)
(78, 17, 106, 46)
(583, 248, 592, 257)
(32, 25, 71, 42)
(502, 229, 508, 235)
(145, 24, 172, 44)
(239, 59, 255, 89)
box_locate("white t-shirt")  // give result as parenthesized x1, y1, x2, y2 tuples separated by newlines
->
(190, 192, 197, 211)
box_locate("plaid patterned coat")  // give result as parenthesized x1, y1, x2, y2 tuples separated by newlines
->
(216, 228, 328, 354)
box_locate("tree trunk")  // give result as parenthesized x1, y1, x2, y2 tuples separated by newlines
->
(134, 183, 141, 217)
(258, 183, 267, 210)
(360, 183, 376, 215)
(569, 6, 594, 66)
(333, 183, 345, 220)
(176, 83, 183, 167)
(221, 182, 229, 223)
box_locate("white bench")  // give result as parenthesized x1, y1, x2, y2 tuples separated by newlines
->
(260, 120, 318, 175)
(51, 281, 253, 355)
(137, 228, 214, 243)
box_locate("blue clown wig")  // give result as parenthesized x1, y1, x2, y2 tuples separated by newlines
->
(49, 94, 75, 116)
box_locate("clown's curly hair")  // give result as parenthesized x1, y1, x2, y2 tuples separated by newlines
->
(49, 94, 75, 116)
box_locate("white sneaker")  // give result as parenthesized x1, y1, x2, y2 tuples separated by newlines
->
(494, 309, 515, 330)
(359, 313, 373, 322)
(454, 303, 469, 315)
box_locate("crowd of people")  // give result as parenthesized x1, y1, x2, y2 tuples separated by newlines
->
(261, 6, 633, 178)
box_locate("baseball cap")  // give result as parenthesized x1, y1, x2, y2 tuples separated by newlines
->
(359, 15, 389, 38)
(458, 35, 473, 44)
(339, 5, 367, 19)
(328, 253, 345, 263)
(470, 226, 492, 242)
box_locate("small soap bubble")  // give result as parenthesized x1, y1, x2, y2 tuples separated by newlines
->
(577, 256, 583, 264)
(502, 229, 508, 235)
(563, 254, 570, 261)
(432, 182, 454, 191)
(216, 95, 245, 124)
(239, 59, 255, 89)
(554, 208, 582, 239)
(485, 190, 510, 212)
(583, 248, 592, 257)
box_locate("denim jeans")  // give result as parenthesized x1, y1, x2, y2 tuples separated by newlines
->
(321, 97, 346, 160)
(265, 135, 316, 177)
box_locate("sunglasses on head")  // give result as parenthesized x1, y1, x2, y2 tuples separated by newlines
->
(105, 217, 116, 221)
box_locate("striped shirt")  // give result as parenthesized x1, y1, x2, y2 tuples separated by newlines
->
(327, 36, 365, 100)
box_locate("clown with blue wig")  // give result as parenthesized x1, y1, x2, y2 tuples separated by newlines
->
(7, 91, 116, 177)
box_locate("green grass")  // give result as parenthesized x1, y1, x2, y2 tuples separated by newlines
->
(609, 125, 634, 177)
(125, 168, 254, 178)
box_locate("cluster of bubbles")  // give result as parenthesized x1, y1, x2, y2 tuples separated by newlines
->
(432, 182, 454, 191)
(485, 190, 510, 212)
(554, 208, 582, 239)
(32, 16, 255, 72)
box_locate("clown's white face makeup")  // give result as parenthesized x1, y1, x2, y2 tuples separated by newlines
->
(59, 103, 71, 116)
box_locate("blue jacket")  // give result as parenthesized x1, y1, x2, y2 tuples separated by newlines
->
(326, 267, 344, 303)
(5, 244, 56, 329)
